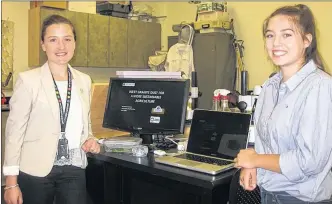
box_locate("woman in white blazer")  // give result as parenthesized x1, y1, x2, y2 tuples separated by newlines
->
(3, 14, 100, 204)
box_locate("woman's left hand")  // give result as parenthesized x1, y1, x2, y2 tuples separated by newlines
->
(234, 148, 258, 169)
(82, 138, 101, 154)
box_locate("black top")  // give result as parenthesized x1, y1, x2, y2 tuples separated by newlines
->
(88, 149, 236, 190)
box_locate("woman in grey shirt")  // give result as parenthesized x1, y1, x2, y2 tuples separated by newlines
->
(234, 4, 332, 204)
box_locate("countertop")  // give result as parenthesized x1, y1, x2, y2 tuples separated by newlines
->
(88, 148, 236, 190)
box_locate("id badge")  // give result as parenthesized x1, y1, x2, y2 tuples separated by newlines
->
(57, 138, 69, 160)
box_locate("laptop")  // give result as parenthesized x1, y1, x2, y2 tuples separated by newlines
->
(155, 109, 251, 175)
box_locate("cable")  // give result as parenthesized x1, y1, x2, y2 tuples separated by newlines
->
(164, 135, 179, 146)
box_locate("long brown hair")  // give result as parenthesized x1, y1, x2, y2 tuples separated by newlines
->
(262, 4, 325, 70)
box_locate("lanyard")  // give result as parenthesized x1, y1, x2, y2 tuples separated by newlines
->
(52, 68, 72, 139)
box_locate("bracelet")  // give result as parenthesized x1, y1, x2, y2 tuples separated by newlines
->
(4, 184, 19, 190)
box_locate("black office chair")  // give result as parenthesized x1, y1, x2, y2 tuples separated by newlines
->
(228, 169, 261, 204)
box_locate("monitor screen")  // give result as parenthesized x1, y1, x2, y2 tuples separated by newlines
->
(103, 78, 190, 135)
(187, 110, 251, 160)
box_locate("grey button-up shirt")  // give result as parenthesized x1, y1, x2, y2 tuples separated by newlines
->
(254, 60, 332, 202)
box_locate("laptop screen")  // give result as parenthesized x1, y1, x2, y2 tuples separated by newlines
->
(187, 110, 251, 160)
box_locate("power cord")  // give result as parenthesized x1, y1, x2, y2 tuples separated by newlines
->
(164, 135, 178, 145)
(165, 135, 188, 151)
(153, 135, 188, 151)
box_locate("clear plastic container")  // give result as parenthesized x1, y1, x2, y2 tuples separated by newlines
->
(212, 95, 221, 111)
(103, 137, 142, 153)
(132, 145, 149, 157)
(220, 95, 231, 112)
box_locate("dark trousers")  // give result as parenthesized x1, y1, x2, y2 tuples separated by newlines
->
(261, 188, 332, 204)
(18, 165, 87, 204)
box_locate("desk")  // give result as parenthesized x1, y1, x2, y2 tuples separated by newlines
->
(86, 150, 236, 204)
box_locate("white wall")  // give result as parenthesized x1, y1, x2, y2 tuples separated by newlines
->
(68, 1, 96, 14)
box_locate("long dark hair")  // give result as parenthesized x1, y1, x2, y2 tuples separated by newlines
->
(262, 4, 325, 70)
(41, 14, 76, 42)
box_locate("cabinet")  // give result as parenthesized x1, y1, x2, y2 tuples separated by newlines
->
(146, 22, 161, 61)
(128, 20, 161, 68)
(29, 7, 161, 68)
(87, 14, 109, 67)
(109, 17, 128, 68)
(86, 156, 232, 204)
(168, 33, 236, 109)
(66, 11, 89, 67)
(28, 7, 88, 67)
(127, 20, 146, 68)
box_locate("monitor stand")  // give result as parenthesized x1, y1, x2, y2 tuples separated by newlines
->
(139, 134, 154, 145)
(130, 132, 155, 151)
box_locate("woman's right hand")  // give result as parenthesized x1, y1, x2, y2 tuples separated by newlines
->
(239, 168, 257, 191)
(4, 187, 23, 204)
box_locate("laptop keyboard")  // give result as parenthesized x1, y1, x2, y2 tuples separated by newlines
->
(175, 154, 233, 166)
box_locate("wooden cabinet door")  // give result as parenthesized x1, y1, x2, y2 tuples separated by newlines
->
(127, 21, 161, 69)
(127, 20, 147, 68)
(145, 22, 161, 63)
(109, 17, 128, 68)
(28, 7, 41, 67)
(88, 14, 109, 67)
(29, 8, 161, 68)
(66, 11, 88, 67)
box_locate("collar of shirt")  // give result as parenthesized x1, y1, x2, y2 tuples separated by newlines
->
(266, 60, 317, 92)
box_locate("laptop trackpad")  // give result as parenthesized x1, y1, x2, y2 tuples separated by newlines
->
(176, 160, 200, 167)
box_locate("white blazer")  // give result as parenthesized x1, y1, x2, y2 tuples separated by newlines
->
(4, 62, 94, 177)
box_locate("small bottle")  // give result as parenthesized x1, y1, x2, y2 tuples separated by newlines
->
(212, 95, 221, 111)
(220, 95, 231, 112)
(186, 98, 193, 120)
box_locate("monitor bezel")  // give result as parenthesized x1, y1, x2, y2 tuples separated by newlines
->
(186, 109, 252, 160)
(102, 77, 190, 135)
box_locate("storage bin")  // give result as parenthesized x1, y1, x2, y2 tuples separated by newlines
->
(199, 28, 233, 34)
(194, 19, 232, 31)
(197, 2, 226, 13)
(96, 2, 130, 15)
(102, 137, 142, 153)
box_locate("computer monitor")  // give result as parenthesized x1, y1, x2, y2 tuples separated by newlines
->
(103, 78, 190, 143)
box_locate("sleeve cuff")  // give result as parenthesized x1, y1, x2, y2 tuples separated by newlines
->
(3, 166, 20, 176)
(279, 151, 307, 183)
